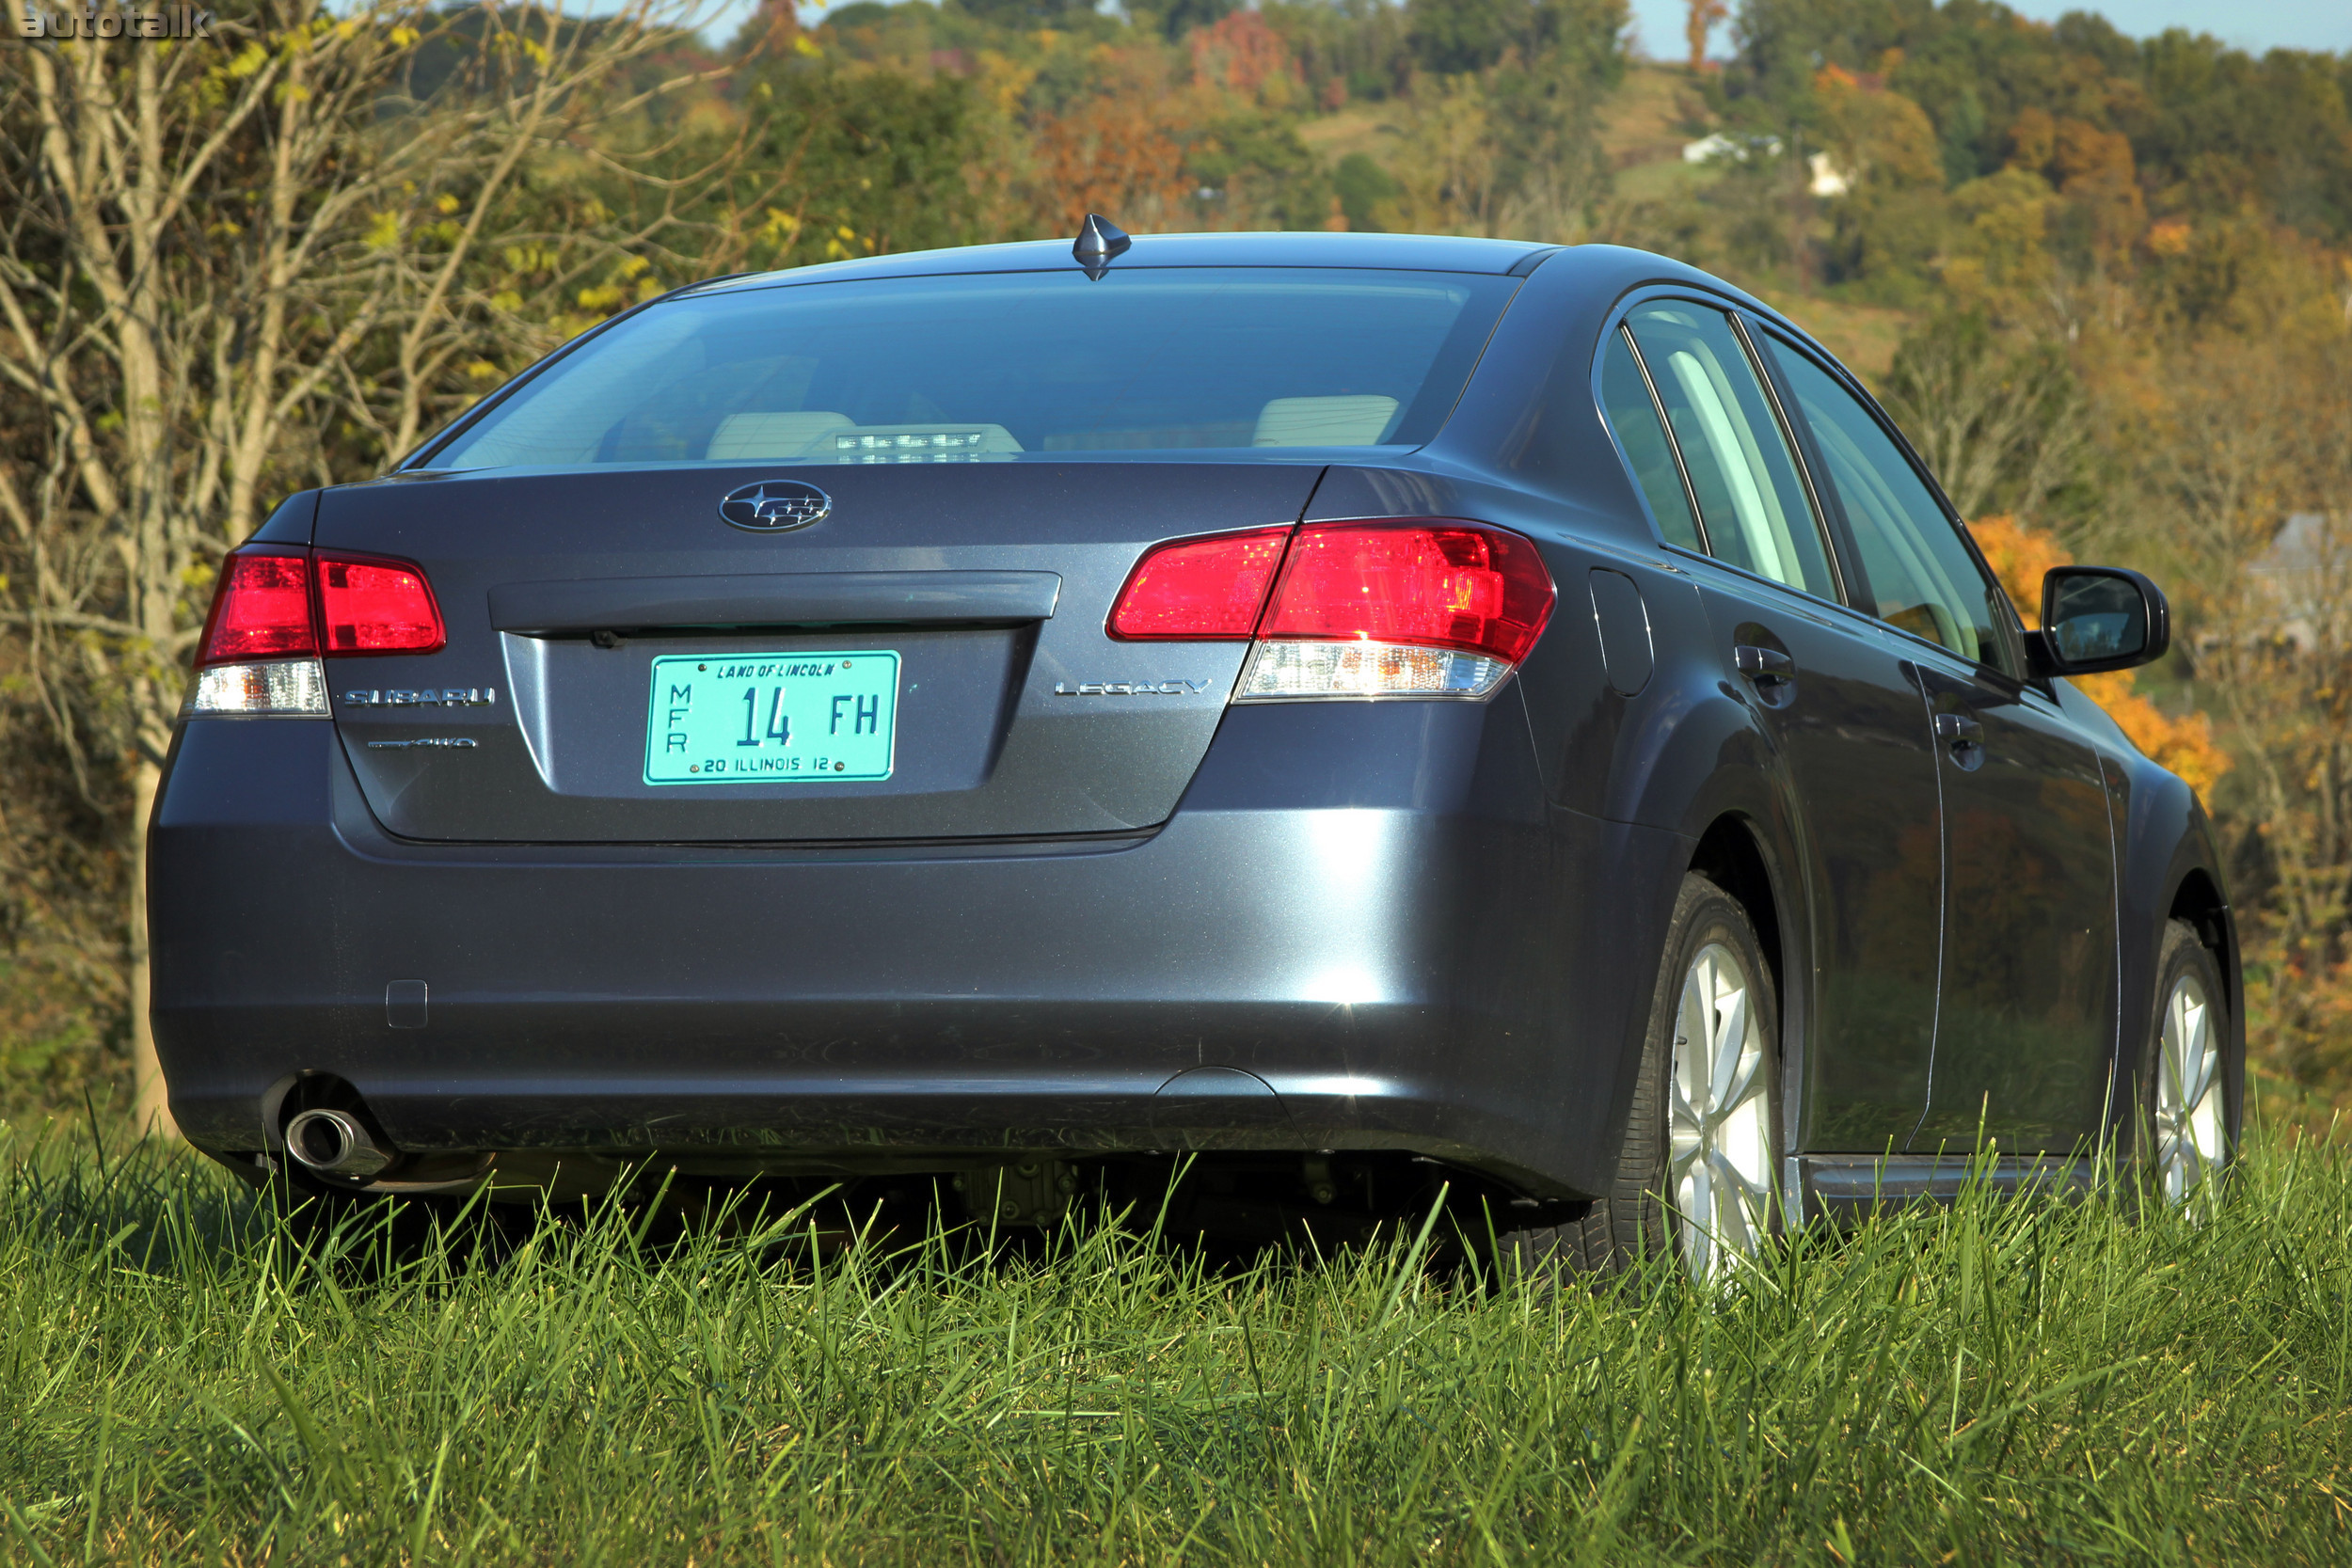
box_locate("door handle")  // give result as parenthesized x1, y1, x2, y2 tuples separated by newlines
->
(1936, 711, 1986, 770)
(1734, 644, 1795, 685)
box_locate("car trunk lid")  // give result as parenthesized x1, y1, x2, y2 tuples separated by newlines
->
(316, 461, 1322, 843)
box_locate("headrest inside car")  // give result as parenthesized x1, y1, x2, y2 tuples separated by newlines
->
(1252, 395, 1400, 448)
(706, 412, 853, 460)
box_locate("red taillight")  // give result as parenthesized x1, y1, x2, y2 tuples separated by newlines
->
(1263, 522, 1554, 664)
(197, 553, 316, 666)
(1107, 526, 1293, 640)
(193, 548, 443, 668)
(316, 552, 444, 655)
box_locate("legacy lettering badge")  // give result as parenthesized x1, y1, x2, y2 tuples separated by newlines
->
(1052, 679, 1215, 696)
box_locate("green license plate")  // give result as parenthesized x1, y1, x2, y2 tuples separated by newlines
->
(644, 650, 899, 785)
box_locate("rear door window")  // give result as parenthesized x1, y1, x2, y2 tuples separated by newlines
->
(1764, 339, 2017, 674)
(1622, 302, 1838, 600)
(1598, 328, 1703, 552)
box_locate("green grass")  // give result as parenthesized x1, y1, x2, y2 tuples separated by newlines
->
(1, 1126, 2347, 1564)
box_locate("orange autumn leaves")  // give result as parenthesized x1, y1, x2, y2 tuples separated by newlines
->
(1969, 516, 2230, 798)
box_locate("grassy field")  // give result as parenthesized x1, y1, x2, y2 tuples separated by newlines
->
(1, 1126, 2347, 1565)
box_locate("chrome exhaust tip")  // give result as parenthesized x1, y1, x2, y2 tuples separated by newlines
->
(283, 1107, 394, 1180)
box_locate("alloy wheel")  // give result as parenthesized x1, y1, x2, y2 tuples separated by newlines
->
(1667, 941, 1775, 1283)
(2154, 971, 2226, 1205)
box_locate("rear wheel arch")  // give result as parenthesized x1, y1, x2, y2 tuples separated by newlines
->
(1686, 813, 1804, 1158)
(1660, 740, 1806, 993)
(2167, 867, 2233, 1004)
(1688, 815, 1787, 1007)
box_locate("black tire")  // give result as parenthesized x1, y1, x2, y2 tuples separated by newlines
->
(1501, 872, 1782, 1281)
(2128, 919, 2238, 1206)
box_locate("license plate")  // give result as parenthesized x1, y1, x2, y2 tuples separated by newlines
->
(643, 650, 898, 785)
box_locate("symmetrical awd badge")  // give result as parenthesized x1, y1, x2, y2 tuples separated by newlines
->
(720, 480, 832, 531)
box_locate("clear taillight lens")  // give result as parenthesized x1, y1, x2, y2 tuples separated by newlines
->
(188, 658, 328, 716)
(1238, 641, 1511, 700)
(316, 552, 445, 655)
(1106, 526, 1293, 640)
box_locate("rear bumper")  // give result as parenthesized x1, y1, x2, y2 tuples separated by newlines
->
(150, 699, 1687, 1198)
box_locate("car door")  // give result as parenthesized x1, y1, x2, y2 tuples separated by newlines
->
(1757, 333, 2120, 1154)
(1608, 302, 1944, 1154)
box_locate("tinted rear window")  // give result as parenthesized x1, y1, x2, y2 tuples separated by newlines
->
(426, 268, 1518, 470)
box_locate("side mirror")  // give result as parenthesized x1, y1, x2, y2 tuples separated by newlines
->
(2036, 565, 2170, 676)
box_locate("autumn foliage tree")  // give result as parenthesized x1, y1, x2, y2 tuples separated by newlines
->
(0, 0, 735, 1127)
(1969, 516, 2229, 799)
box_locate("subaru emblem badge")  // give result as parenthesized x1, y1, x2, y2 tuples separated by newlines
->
(719, 480, 832, 531)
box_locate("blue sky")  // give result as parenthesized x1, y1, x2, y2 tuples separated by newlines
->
(1630, 0, 2349, 59)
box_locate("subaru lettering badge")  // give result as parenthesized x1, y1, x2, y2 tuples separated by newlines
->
(719, 480, 832, 531)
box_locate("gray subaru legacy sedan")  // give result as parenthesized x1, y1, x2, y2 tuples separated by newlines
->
(151, 228, 2239, 1278)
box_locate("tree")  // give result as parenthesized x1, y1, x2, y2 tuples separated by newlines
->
(0, 0, 724, 1132)
(1406, 0, 1626, 79)
(1881, 313, 2088, 526)
(735, 65, 989, 266)
(1335, 150, 1402, 230)
(1684, 0, 1725, 72)
(1157, 0, 1240, 42)
(2129, 329, 2352, 1110)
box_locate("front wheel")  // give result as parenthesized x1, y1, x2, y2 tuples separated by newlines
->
(1502, 873, 1782, 1284)
(2136, 919, 2237, 1207)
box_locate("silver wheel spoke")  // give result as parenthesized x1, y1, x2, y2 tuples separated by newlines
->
(1667, 936, 1775, 1286)
(1683, 1156, 1713, 1235)
(1707, 985, 1750, 1109)
(1678, 971, 1711, 1077)
(2182, 1033, 2216, 1116)
(1703, 1156, 1758, 1259)
(1708, 1146, 1771, 1206)
(1718, 1181, 1757, 1258)
(1714, 1046, 1762, 1125)
(1669, 1071, 1703, 1137)
(2153, 970, 2225, 1208)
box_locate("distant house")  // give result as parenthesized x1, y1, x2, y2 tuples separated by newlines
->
(1681, 132, 1764, 164)
(2245, 512, 2350, 653)
(1681, 134, 1850, 197)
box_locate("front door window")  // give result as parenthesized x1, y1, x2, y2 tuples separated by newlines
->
(1764, 341, 2016, 673)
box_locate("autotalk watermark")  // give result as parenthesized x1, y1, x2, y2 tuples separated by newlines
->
(13, 4, 215, 38)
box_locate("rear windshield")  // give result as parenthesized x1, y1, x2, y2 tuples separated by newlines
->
(424, 267, 1518, 469)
